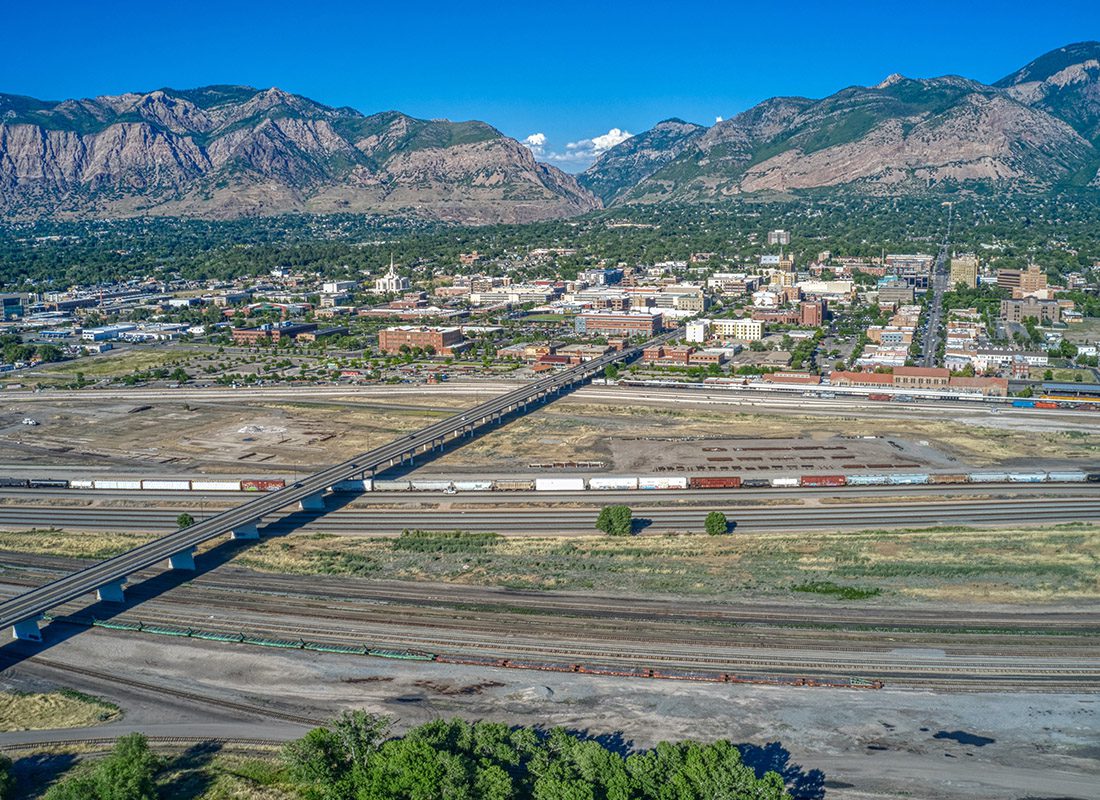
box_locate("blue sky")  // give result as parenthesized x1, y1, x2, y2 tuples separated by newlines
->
(3, 1, 1098, 171)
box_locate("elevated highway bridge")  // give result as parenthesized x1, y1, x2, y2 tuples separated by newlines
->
(0, 333, 673, 641)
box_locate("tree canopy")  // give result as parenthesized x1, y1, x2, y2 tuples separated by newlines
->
(284, 713, 792, 800)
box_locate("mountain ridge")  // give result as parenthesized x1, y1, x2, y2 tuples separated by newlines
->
(0, 85, 598, 223)
(584, 42, 1100, 204)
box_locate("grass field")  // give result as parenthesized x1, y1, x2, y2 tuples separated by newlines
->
(234, 523, 1100, 604)
(0, 689, 120, 731)
(10, 349, 203, 387)
(2, 523, 1095, 605)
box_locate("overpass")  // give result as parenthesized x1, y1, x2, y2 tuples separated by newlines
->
(1, 333, 672, 641)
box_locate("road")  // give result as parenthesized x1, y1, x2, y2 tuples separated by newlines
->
(0, 335, 672, 635)
(920, 203, 952, 367)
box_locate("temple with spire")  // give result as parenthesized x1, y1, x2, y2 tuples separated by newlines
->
(373, 255, 411, 294)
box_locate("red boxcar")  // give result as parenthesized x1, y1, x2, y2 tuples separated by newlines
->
(240, 479, 287, 492)
(1034, 401, 1058, 409)
(867, 393, 892, 402)
(688, 476, 743, 489)
(800, 474, 847, 487)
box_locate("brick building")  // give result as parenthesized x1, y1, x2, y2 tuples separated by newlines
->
(232, 323, 317, 345)
(1000, 296, 1062, 324)
(574, 312, 662, 337)
(378, 325, 465, 355)
(800, 300, 825, 327)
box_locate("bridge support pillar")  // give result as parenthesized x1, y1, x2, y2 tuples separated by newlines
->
(232, 523, 260, 540)
(96, 578, 126, 603)
(11, 616, 42, 642)
(168, 548, 196, 570)
(299, 492, 325, 511)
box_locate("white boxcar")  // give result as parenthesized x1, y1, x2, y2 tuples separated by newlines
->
(638, 476, 687, 490)
(141, 480, 192, 491)
(332, 479, 373, 492)
(191, 480, 244, 492)
(69, 479, 95, 489)
(373, 480, 412, 492)
(534, 477, 586, 492)
(770, 477, 800, 488)
(968, 472, 1010, 483)
(588, 477, 639, 491)
(1008, 472, 1046, 483)
(93, 480, 142, 490)
(452, 481, 494, 492)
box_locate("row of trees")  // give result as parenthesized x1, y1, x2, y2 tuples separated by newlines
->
(27, 715, 790, 799)
(284, 712, 790, 800)
(595, 506, 728, 536)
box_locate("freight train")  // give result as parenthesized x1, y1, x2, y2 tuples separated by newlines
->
(2, 471, 1098, 494)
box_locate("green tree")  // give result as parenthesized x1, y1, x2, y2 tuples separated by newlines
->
(45, 733, 159, 800)
(595, 505, 633, 536)
(0, 755, 13, 800)
(176, 513, 195, 529)
(705, 511, 728, 535)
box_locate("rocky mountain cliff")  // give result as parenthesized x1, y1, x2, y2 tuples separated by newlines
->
(584, 42, 1100, 204)
(0, 86, 599, 223)
(576, 119, 705, 205)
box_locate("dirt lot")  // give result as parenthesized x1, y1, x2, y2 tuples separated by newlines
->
(1, 631, 1095, 800)
(0, 384, 1097, 478)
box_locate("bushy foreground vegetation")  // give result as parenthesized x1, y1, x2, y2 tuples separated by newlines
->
(24, 715, 791, 799)
(286, 713, 792, 800)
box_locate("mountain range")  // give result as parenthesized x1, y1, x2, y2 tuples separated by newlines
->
(580, 41, 1100, 205)
(1, 42, 1099, 223)
(0, 87, 597, 223)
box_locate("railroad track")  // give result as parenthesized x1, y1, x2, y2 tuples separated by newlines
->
(5, 655, 321, 727)
(0, 498, 1097, 533)
(47, 610, 1099, 688)
(3, 553, 1098, 639)
(0, 736, 288, 752)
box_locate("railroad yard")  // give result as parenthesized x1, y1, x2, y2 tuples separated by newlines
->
(0, 381, 1097, 799)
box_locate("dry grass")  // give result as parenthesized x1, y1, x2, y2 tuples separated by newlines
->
(233, 523, 1100, 604)
(0, 690, 120, 731)
(0, 528, 153, 559)
(2, 521, 1095, 605)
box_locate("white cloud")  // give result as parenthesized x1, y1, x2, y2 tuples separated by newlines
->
(522, 132, 547, 156)
(521, 127, 634, 172)
(566, 127, 633, 159)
